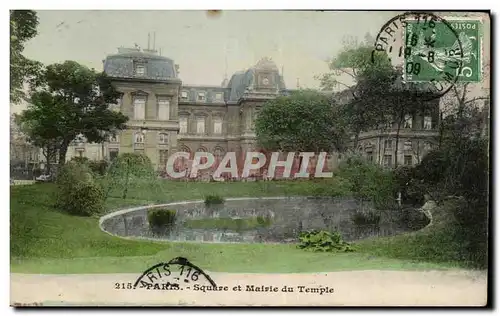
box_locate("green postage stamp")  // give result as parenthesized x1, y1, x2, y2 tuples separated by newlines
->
(404, 16, 483, 83)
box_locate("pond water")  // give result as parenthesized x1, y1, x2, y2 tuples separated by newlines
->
(101, 197, 430, 244)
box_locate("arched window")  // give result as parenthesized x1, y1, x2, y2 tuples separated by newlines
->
(134, 132, 144, 144)
(213, 147, 225, 160)
(159, 133, 168, 144)
(196, 147, 208, 164)
(178, 145, 191, 157)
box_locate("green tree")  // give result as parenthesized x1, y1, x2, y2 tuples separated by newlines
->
(104, 153, 155, 199)
(437, 64, 490, 148)
(316, 34, 394, 149)
(18, 61, 128, 170)
(316, 33, 392, 92)
(410, 136, 489, 267)
(10, 10, 43, 104)
(255, 90, 346, 153)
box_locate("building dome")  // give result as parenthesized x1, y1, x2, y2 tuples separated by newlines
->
(103, 47, 177, 81)
(254, 57, 279, 71)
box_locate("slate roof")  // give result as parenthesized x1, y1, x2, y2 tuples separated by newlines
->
(227, 70, 254, 101)
(103, 50, 177, 81)
(104, 50, 289, 103)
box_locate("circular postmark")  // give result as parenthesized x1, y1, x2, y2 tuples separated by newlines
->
(115, 257, 217, 292)
(372, 12, 464, 100)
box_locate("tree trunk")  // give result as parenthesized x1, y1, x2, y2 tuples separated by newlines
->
(353, 132, 360, 149)
(57, 141, 70, 171)
(438, 112, 445, 149)
(394, 120, 402, 169)
(42, 147, 51, 174)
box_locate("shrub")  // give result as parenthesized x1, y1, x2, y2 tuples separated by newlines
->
(351, 210, 381, 226)
(392, 166, 425, 207)
(336, 155, 396, 209)
(148, 209, 177, 230)
(256, 215, 272, 227)
(70, 156, 90, 164)
(56, 162, 94, 191)
(106, 152, 156, 199)
(298, 230, 354, 252)
(89, 160, 109, 176)
(204, 194, 225, 206)
(448, 198, 488, 268)
(57, 181, 105, 216)
(397, 207, 430, 229)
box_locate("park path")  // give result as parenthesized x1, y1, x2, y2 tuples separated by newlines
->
(10, 269, 487, 306)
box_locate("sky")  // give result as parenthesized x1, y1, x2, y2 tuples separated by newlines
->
(22, 10, 396, 85)
(15, 10, 490, 115)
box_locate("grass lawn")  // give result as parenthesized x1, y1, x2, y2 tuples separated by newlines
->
(10, 181, 463, 274)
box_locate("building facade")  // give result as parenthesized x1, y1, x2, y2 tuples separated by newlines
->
(68, 47, 300, 171)
(64, 47, 440, 172)
(335, 85, 441, 168)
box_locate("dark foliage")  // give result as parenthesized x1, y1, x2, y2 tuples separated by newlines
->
(298, 230, 354, 252)
(404, 137, 489, 268)
(204, 194, 225, 206)
(148, 209, 177, 232)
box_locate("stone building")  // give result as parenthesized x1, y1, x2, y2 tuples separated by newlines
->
(68, 47, 297, 171)
(65, 46, 440, 172)
(335, 85, 440, 168)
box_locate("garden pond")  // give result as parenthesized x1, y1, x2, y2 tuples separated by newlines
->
(100, 197, 430, 244)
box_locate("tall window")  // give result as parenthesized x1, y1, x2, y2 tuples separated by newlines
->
(109, 149, 119, 160)
(135, 64, 145, 76)
(134, 132, 144, 144)
(179, 117, 188, 134)
(424, 116, 432, 130)
(404, 140, 412, 151)
(404, 114, 413, 129)
(159, 133, 168, 144)
(158, 99, 170, 121)
(181, 91, 189, 100)
(384, 139, 393, 150)
(404, 155, 413, 166)
(367, 152, 374, 162)
(133, 97, 146, 120)
(213, 119, 222, 134)
(196, 117, 205, 134)
(197, 92, 206, 102)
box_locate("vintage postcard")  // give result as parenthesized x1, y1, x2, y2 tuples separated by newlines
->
(10, 9, 490, 307)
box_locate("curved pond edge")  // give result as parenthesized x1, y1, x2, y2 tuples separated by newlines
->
(98, 196, 433, 244)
